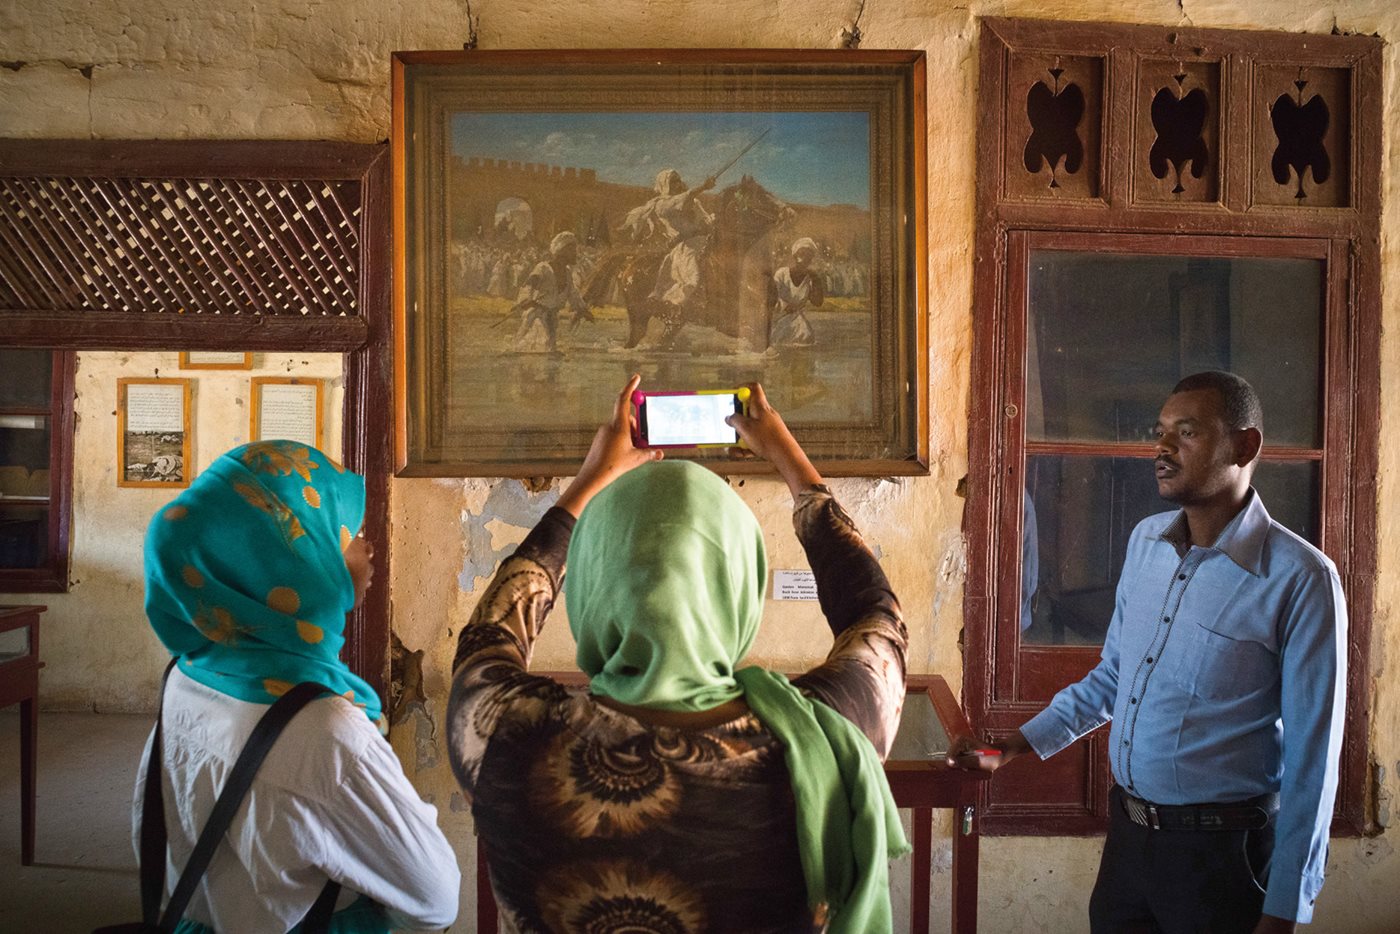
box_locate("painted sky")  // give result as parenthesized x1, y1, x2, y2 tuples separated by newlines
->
(451, 111, 871, 210)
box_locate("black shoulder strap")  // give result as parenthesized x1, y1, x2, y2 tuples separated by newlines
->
(144, 673, 342, 932)
(138, 659, 179, 926)
(300, 874, 343, 931)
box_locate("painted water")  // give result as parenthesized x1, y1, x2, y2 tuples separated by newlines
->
(442, 295, 875, 436)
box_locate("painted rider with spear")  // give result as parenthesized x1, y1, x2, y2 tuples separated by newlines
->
(621, 169, 717, 342)
(621, 129, 772, 344)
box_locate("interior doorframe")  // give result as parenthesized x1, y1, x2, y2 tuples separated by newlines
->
(0, 139, 393, 698)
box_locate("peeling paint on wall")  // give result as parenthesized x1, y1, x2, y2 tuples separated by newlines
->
(1358, 835, 1394, 866)
(1378, 763, 1394, 829)
(458, 479, 560, 590)
(389, 632, 428, 725)
(412, 705, 439, 772)
(931, 532, 968, 620)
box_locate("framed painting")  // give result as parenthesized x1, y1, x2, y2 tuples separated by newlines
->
(392, 49, 927, 476)
(117, 378, 192, 488)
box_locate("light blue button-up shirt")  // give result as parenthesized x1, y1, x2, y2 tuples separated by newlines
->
(1020, 489, 1347, 923)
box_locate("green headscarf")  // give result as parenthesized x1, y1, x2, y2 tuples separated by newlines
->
(144, 441, 383, 728)
(566, 460, 909, 932)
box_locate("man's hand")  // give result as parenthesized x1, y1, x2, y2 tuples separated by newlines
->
(945, 730, 1034, 772)
(726, 383, 822, 498)
(557, 374, 662, 518)
(1251, 915, 1296, 934)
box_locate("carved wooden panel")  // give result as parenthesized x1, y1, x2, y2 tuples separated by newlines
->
(981, 729, 1108, 832)
(1135, 58, 1221, 204)
(1253, 64, 1351, 208)
(1005, 53, 1104, 201)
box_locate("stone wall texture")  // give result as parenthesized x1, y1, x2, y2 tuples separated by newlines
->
(4, 1, 1397, 930)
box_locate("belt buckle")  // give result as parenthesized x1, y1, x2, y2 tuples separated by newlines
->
(1146, 803, 1160, 830)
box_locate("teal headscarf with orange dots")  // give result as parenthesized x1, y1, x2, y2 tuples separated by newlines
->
(143, 441, 382, 728)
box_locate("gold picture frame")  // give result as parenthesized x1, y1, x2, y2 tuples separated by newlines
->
(392, 49, 928, 477)
(117, 378, 192, 488)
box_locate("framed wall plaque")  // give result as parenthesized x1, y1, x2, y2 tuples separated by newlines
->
(178, 351, 254, 370)
(117, 378, 192, 488)
(251, 377, 324, 450)
(392, 49, 928, 477)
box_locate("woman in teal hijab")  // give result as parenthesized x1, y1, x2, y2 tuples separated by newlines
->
(139, 441, 459, 933)
(145, 441, 381, 723)
(448, 378, 910, 933)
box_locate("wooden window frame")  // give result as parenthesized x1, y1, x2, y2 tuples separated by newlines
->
(966, 18, 1381, 836)
(0, 350, 75, 593)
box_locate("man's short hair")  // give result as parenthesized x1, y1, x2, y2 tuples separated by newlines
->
(1171, 371, 1263, 433)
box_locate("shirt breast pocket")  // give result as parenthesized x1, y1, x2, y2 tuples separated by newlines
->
(1166, 622, 1278, 701)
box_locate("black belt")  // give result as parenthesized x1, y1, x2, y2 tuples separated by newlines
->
(1118, 788, 1277, 832)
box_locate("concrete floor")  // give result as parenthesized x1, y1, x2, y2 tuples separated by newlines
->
(0, 709, 146, 933)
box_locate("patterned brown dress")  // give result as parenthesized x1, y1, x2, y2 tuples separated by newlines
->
(447, 486, 908, 933)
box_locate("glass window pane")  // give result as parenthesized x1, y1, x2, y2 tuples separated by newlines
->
(1252, 460, 1320, 545)
(0, 624, 28, 660)
(0, 420, 52, 478)
(1026, 252, 1323, 447)
(0, 504, 49, 569)
(1022, 455, 1319, 647)
(0, 350, 53, 409)
(1023, 455, 1164, 646)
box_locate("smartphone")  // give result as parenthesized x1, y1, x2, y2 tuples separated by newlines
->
(631, 388, 750, 449)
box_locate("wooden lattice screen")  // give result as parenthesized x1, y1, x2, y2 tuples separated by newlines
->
(0, 177, 361, 317)
(0, 140, 379, 350)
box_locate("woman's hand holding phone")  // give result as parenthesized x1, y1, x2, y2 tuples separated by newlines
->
(726, 383, 823, 498)
(561, 378, 821, 514)
(558, 374, 663, 519)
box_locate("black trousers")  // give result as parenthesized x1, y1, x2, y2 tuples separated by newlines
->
(1089, 785, 1275, 934)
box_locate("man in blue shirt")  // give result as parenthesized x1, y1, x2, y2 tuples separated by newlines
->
(955, 371, 1347, 933)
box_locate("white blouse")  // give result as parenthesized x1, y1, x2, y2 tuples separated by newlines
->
(132, 667, 459, 932)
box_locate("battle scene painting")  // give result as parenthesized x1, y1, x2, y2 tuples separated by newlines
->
(395, 52, 926, 474)
(447, 111, 871, 425)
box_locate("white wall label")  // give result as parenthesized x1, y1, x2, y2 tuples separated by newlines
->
(772, 569, 818, 601)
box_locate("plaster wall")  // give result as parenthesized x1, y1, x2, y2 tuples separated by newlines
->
(2, 1, 1397, 931)
(32, 351, 344, 712)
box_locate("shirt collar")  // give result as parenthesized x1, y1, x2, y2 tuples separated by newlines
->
(1157, 487, 1270, 576)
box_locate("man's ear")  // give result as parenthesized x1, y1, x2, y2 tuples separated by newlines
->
(1236, 427, 1263, 467)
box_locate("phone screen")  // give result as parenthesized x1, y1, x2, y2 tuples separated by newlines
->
(642, 393, 740, 446)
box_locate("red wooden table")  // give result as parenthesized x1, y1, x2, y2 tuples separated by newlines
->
(471, 672, 988, 933)
(884, 675, 991, 934)
(0, 604, 46, 866)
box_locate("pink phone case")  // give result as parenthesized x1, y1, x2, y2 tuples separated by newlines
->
(630, 388, 750, 449)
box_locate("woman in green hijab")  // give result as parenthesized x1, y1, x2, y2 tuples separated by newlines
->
(138, 441, 459, 932)
(448, 378, 910, 933)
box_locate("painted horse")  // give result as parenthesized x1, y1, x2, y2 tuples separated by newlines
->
(583, 175, 794, 351)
